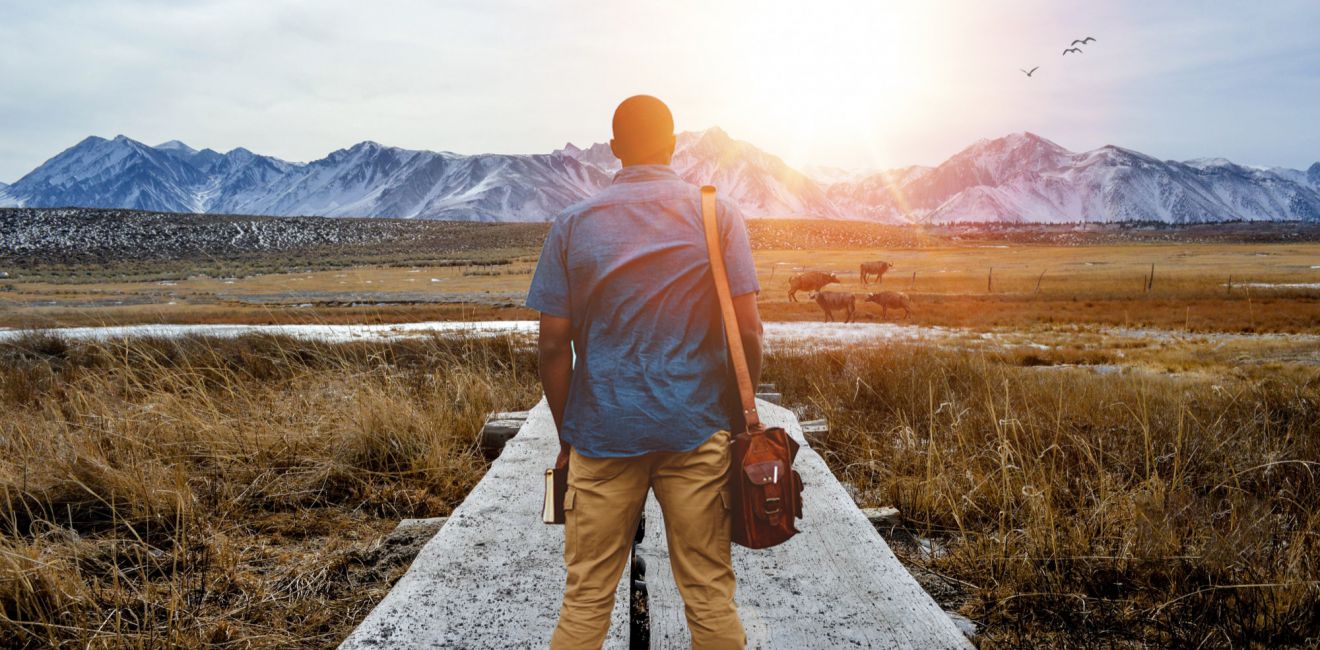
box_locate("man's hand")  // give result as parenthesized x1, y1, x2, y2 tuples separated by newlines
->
(538, 313, 574, 457)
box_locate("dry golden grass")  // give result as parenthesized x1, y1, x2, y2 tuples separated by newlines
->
(0, 333, 540, 648)
(753, 242, 1320, 332)
(3, 221, 1319, 646)
(761, 295, 1320, 332)
(3, 330, 1315, 647)
(6, 240, 1318, 332)
(767, 344, 1320, 647)
(0, 302, 536, 330)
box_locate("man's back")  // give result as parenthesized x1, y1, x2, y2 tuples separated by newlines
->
(526, 164, 759, 457)
(534, 95, 753, 650)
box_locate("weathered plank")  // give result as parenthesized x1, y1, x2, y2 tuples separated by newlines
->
(861, 506, 902, 527)
(339, 402, 628, 649)
(341, 398, 971, 649)
(799, 418, 829, 445)
(479, 410, 530, 453)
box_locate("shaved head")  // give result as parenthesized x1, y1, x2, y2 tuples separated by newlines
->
(610, 95, 676, 166)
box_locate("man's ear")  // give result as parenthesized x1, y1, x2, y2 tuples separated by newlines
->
(609, 138, 621, 161)
(662, 133, 676, 159)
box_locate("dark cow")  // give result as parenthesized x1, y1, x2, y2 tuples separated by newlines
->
(859, 260, 893, 286)
(864, 291, 913, 320)
(810, 291, 856, 323)
(788, 271, 839, 302)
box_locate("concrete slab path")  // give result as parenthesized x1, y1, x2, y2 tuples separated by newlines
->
(339, 398, 972, 649)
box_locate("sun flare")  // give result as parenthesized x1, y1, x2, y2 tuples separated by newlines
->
(697, 0, 956, 170)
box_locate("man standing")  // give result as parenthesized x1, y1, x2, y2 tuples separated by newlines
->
(526, 95, 762, 649)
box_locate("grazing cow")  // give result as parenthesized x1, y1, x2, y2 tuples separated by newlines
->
(859, 260, 893, 286)
(810, 291, 856, 323)
(864, 291, 912, 320)
(788, 271, 840, 302)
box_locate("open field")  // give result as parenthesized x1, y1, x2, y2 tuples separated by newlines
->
(3, 213, 1318, 646)
(0, 333, 541, 648)
(3, 214, 1319, 333)
(766, 341, 1319, 648)
(1, 330, 1315, 648)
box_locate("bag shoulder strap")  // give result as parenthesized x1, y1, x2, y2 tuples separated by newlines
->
(701, 185, 762, 433)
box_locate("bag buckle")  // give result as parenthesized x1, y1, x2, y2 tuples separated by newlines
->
(764, 497, 782, 516)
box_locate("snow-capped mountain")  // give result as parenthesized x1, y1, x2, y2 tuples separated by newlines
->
(824, 165, 933, 222)
(828, 132, 1320, 223)
(4, 130, 1317, 223)
(554, 128, 841, 219)
(2, 136, 610, 222)
(221, 141, 612, 222)
(672, 128, 841, 219)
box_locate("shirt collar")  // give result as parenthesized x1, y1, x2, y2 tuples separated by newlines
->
(611, 164, 680, 185)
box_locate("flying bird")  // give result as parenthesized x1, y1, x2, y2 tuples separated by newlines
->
(1020, 66, 1039, 77)
(1071, 37, 1097, 46)
(1062, 47, 1083, 56)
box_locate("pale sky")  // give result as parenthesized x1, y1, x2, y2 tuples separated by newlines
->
(1, 0, 1317, 182)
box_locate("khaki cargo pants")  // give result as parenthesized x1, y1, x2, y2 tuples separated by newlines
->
(550, 429, 745, 649)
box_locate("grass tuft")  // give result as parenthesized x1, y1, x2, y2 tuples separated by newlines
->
(766, 344, 1319, 647)
(0, 332, 539, 648)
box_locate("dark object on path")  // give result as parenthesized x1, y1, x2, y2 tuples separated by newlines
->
(788, 271, 840, 302)
(1020, 66, 1039, 77)
(630, 515, 649, 648)
(860, 260, 894, 285)
(864, 291, 913, 320)
(810, 291, 857, 322)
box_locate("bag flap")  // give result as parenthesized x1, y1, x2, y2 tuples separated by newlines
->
(744, 460, 784, 485)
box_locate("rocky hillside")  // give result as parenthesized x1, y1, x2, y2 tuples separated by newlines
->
(0, 207, 547, 264)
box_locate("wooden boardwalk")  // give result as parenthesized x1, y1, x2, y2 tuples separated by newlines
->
(340, 399, 972, 649)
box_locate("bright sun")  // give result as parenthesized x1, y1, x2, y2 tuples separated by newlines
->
(705, 0, 943, 168)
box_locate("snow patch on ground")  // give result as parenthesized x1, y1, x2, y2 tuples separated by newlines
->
(1224, 282, 1320, 289)
(3, 321, 1316, 353)
(0, 321, 955, 347)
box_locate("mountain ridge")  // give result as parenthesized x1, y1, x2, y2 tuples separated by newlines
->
(3, 130, 1317, 223)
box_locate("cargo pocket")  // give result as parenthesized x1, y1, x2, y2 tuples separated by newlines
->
(718, 489, 734, 543)
(563, 488, 578, 563)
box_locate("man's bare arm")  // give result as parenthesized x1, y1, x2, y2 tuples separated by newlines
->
(732, 292, 763, 390)
(538, 313, 574, 435)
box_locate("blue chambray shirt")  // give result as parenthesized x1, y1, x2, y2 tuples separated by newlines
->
(525, 164, 760, 458)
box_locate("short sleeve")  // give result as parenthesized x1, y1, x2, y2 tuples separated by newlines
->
(525, 219, 571, 318)
(719, 200, 760, 297)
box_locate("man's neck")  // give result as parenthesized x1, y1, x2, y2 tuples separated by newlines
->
(620, 158, 672, 167)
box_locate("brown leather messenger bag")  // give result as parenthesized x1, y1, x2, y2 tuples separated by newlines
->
(700, 185, 803, 549)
